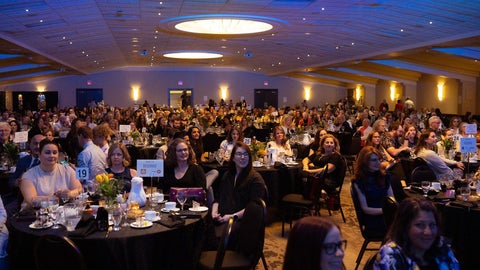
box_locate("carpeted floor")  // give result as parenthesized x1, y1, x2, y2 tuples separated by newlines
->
(258, 173, 379, 270)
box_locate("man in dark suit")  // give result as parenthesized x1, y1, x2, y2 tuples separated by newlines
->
(3, 134, 44, 214)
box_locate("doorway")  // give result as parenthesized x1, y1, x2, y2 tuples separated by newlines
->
(168, 88, 193, 109)
(76, 88, 103, 108)
(254, 89, 278, 109)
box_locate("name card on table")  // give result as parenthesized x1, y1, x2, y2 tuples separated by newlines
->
(119, 125, 131, 133)
(459, 137, 476, 153)
(137, 159, 164, 177)
(13, 131, 28, 143)
(465, 124, 477, 135)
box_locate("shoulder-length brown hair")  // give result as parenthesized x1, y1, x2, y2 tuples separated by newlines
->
(386, 198, 442, 261)
(354, 146, 386, 188)
(107, 143, 131, 168)
(283, 216, 342, 270)
(414, 130, 434, 155)
(165, 138, 196, 168)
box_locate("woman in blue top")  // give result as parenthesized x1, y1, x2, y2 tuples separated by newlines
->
(374, 197, 459, 270)
(353, 146, 394, 234)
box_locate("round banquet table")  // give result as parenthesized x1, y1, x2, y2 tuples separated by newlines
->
(7, 205, 207, 270)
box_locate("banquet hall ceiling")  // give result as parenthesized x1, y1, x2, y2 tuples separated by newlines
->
(0, 0, 479, 87)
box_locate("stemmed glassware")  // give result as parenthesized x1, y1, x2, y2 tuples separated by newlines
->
(291, 148, 298, 161)
(215, 150, 224, 166)
(421, 181, 430, 197)
(120, 200, 129, 227)
(176, 191, 187, 211)
(48, 197, 60, 229)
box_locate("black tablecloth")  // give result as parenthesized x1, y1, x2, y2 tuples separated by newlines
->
(7, 206, 207, 270)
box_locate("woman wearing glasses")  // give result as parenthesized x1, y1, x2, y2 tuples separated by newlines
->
(283, 216, 346, 270)
(374, 198, 459, 270)
(211, 142, 266, 228)
(159, 138, 206, 194)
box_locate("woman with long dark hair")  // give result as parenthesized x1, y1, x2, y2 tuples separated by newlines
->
(374, 198, 459, 269)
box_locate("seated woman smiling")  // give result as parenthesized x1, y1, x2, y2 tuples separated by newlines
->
(20, 139, 83, 206)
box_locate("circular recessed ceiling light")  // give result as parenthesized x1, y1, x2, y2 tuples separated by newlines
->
(163, 51, 223, 59)
(159, 14, 287, 35)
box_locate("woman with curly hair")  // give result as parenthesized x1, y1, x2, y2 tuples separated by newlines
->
(159, 138, 206, 194)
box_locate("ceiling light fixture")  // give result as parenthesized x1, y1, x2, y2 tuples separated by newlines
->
(163, 52, 223, 59)
(160, 14, 286, 35)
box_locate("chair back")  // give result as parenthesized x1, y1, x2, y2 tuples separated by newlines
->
(214, 217, 235, 270)
(235, 198, 267, 268)
(125, 144, 140, 168)
(202, 133, 221, 153)
(363, 252, 378, 270)
(381, 196, 398, 231)
(34, 234, 87, 270)
(410, 165, 436, 183)
(350, 184, 367, 232)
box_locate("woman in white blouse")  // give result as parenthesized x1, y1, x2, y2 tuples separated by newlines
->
(219, 125, 243, 162)
(266, 126, 293, 157)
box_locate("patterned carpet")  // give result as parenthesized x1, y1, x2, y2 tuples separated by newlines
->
(258, 174, 378, 270)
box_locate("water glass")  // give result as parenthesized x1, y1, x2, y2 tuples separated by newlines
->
(292, 148, 298, 161)
(112, 205, 122, 231)
(460, 186, 471, 201)
(64, 203, 81, 232)
(421, 181, 430, 197)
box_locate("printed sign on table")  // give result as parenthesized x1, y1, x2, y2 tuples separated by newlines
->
(137, 159, 164, 177)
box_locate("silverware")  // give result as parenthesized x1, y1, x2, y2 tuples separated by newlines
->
(105, 225, 113, 238)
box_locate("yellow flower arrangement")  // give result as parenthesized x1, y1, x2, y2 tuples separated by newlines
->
(95, 173, 121, 203)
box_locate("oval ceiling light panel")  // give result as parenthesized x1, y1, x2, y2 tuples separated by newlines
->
(175, 18, 272, 35)
(163, 52, 223, 59)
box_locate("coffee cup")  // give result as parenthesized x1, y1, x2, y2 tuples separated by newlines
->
(431, 182, 441, 190)
(253, 161, 261, 167)
(286, 157, 293, 163)
(165, 202, 176, 211)
(144, 210, 160, 221)
(152, 192, 164, 203)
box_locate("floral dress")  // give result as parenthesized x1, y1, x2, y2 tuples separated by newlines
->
(374, 239, 459, 270)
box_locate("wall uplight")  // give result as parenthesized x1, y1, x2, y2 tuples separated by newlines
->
(437, 83, 444, 101)
(132, 85, 140, 102)
(220, 85, 228, 100)
(355, 85, 362, 101)
(389, 83, 397, 101)
(304, 87, 311, 101)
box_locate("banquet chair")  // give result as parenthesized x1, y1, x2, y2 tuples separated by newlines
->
(350, 184, 385, 270)
(280, 165, 327, 237)
(345, 134, 362, 175)
(198, 198, 268, 270)
(381, 196, 398, 232)
(410, 164, 436, 184)
(34, 234, 87, 270)
(125, 144, 140, 168)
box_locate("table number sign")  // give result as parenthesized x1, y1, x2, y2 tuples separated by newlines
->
(75, 167, 89, 181)
(243, 138, 252, 145)
(137, 159, 164, 177)
(459, 137, 476, 153)
(465, 124, 477, 135)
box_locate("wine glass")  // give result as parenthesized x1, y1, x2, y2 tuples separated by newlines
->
(176, 191, 187, 211)
(215, 150, 224, 166)
(291, 148, 298, 161)
(421, 181, 430, 197)
(120, 201, 129, 227)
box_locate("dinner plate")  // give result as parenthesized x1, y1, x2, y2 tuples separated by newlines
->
(253, 164, 263, 168)
(130, 220, 153, 229)
(29, 221, 53, 230)
(285, 162, 299, 166)
(161, 208, 180, 213)
(188, 206, 209, 212)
